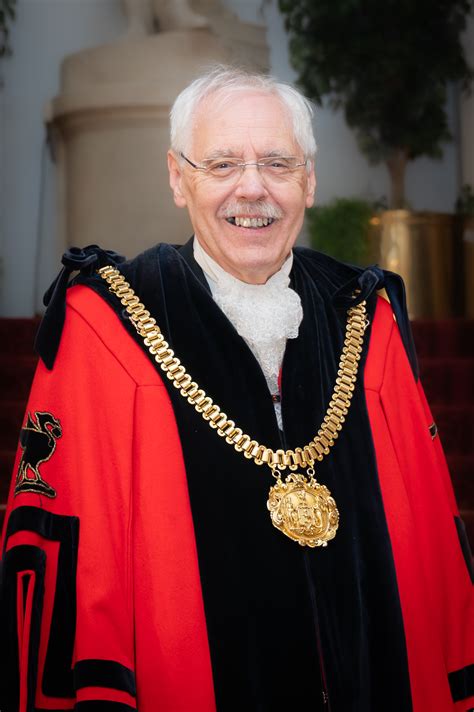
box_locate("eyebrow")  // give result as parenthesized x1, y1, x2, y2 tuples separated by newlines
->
(201, 149, 296, 161)
(201, 149, 237, 161)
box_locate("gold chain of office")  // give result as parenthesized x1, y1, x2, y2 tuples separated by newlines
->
(99, 264, 368, 548)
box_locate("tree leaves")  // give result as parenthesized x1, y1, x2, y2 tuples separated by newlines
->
(279, 0, 474, 165)
(0, 0, 17, 57)
(307, 198, 374, 265)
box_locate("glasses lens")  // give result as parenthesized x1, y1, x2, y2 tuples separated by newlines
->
(201, 156, 306, 180)
(206, 159, 240, 178)
(259, 157, 303, 178)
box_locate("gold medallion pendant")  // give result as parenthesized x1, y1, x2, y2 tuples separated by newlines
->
(267, 471, 339, 547)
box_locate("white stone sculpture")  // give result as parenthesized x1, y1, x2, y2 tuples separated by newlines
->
(122, 0, 209, 36)
(44, 0, 268, 263)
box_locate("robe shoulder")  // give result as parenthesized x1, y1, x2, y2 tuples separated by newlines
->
(65, 283, 162, 387)
(83, 242, 367, 308)
(37, 240, 417, 377)
(293, 244, 366, 283)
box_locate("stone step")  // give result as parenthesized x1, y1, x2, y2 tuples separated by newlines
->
(0, 401, 24, 450)
(460, 510, 474, 554)
(0, 449, 14, 503)
(0, 318, 39, 356)
(431, 404, 474, 456)
(0, 448, 16, 474)
(419, 357, 474, 406)
(0, 354, 38, 400)
(412, 319, 474, 359)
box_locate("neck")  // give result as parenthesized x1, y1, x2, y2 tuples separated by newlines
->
(193, 237, 293, 286)
(224, 267, 279, 285)
(194, 241, 290, 285)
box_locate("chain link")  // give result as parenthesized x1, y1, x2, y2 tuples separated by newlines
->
(99, 265, 367, 471)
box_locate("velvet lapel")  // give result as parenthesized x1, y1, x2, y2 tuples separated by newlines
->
(282, 250, 412, 711)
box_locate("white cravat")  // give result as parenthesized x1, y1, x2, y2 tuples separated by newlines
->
(193, 237, 303, 428)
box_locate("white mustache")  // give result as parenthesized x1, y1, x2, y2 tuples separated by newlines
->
(219, 202, 283, 220)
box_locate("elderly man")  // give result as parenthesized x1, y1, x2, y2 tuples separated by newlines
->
(1, 67, 473, 712)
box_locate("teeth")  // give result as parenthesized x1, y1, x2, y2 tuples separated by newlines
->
(232, 216, 274, 228)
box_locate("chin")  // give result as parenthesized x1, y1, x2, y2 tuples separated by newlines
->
(228, 256, 285, 284)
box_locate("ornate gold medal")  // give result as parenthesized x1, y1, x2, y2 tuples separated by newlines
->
(267, 472, 339, 547)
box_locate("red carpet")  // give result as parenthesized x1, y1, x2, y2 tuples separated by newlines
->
(0, 317, 473, 546)
(412, 319, 474, 547)
(0, 319, 39, 515)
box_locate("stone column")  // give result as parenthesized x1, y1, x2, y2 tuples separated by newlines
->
(46, 0, 269, 259)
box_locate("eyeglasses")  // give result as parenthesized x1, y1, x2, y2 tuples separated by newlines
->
(180, 152, 308, 181)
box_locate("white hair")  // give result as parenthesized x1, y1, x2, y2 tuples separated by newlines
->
(169, 65, 317, 162)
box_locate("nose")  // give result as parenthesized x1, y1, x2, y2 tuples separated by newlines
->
(233, 164, 269, 201)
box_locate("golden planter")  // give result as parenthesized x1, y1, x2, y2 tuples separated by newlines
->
(463, 216, 474, 318)
(368, 210, 462, 319)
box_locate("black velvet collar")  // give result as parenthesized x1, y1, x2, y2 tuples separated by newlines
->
(36, 239, 418, 383)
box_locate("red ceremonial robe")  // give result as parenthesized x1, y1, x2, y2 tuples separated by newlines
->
(1, 243, 473, 712)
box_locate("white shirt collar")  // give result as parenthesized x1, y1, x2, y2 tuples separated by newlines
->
(192, 237, 303, 428)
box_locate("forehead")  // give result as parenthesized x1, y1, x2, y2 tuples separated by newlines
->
(190, 90, 299, 158)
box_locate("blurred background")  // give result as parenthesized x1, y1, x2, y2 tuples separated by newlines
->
(2, 0, 474, 318)
(0, 0, 473, 543)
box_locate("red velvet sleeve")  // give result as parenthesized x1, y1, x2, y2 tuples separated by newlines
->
(0, 286, 216, 712)
(1, 289, 138, 711)
(365, 297, 474, 712)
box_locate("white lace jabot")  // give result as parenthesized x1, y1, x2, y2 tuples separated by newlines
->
(193, 237, 303, 427)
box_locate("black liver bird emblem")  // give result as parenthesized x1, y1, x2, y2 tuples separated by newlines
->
(15, 411, 62, 498)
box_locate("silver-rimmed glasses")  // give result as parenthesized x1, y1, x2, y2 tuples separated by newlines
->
(180, 152, 308, 181)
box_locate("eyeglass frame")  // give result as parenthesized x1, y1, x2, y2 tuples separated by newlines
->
(179, 152, 308, 178)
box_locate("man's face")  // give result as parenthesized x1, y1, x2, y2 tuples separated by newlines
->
(168, 91, 316, 284)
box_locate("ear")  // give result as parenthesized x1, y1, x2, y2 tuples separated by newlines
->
(167, 150, 188, 208)
(305, 162, 317, 209)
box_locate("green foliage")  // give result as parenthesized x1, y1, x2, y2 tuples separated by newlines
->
(455, 184, 474, 214)
(0, 0, 16, 57)
(279, 0, 474, 165)
(306, 197, 374, 265)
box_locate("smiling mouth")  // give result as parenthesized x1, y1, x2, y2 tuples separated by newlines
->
(226, 217, 276, 228)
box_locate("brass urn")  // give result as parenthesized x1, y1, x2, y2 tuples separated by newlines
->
(368, 210, 462, 319)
